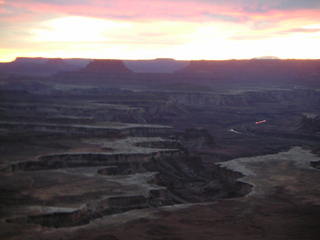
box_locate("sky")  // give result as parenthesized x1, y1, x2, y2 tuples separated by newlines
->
(1, 0, 320, 61)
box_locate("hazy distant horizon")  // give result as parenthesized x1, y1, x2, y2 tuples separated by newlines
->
(2, 56, 320, 64)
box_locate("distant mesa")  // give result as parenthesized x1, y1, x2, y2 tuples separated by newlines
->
(177, 60, 218, 73)
(154, 58, 176, 61)
(253, 56, 280, 60)
(178, 59, 320, 74)
(14, 57, 77, 66)
(14, 57, 48, 64)
(0, 57, 91, 76)
(82, 59, 132, 73)
(124, 58, 189, 73)
(13, 57, 91, 68)
(2, 57, 320, 81)
(178, 60, 260, 73)
(45, 58, 66, 66)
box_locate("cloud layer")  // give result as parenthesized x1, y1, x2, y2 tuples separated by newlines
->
(1, 0, 320, 61)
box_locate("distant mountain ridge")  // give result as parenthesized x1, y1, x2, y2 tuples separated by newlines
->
(124, 59, 189, 73)
(1, 58, 320, 87)
(0, 57, 189, 76)
(176, 59, 320, 85)
(178, 59, 320, 73)
(0, 57, 91, 76)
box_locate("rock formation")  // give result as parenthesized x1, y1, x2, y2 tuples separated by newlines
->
(82, 59, 132, 73)
(0, 57, 85, 76)
(177, 59, 320, 86)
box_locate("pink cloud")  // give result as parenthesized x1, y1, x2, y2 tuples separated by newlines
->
(1, 1, 320, 60)
(4, 0, 247, 22)
(1, 0, 318, 30)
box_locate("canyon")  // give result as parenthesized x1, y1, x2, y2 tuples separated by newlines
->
(0, 58, 320, 239)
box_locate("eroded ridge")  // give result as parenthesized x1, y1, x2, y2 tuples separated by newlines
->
(2, 130, 252, 229)
(217, 147, 320, 197)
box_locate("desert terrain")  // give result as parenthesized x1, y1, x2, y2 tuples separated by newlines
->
(0, 58, 320, 240)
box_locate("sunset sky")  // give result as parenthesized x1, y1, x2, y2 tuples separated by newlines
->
(1, 0, 320, 62)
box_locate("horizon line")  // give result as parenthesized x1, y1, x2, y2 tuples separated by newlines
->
(1, 56, 320, 63)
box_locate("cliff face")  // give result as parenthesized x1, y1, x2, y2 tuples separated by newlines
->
(0, 122, 172, 138)
(177, 128, 215, 152)
(82, 59, 132, 73)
